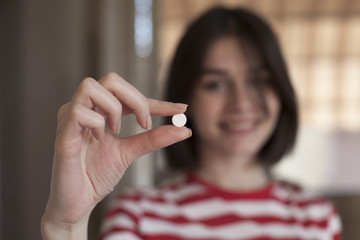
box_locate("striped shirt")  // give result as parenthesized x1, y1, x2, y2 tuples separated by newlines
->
(101, 173, 342, 240)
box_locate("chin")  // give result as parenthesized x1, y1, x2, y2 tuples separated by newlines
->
(220, 144, 260, 159)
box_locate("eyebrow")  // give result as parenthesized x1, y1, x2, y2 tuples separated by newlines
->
(200, 65, 267, 77)
(200, 69, 228, 77)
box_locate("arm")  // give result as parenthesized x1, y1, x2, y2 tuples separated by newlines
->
(41, 212, 91, 240)
(41, 72, 190, 240)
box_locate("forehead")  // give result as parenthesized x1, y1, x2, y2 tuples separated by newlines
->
(202, 36, 262, 70)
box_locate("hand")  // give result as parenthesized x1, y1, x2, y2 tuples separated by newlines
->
(42, 72, 190, 239)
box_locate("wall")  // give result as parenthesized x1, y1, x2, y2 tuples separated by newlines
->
(1, 1, 136, 239)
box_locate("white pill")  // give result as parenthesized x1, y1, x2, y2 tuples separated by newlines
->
(172, 113, 187, 127)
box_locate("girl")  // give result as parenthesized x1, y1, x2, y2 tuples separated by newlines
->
(42, 7, 342, 240)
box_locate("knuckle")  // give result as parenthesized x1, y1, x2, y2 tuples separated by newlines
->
(57, 103, 69, 119)
(147, 130, 157, 152)
(111, 100, 122, 116)
(69, 104, 83, 120)
(105, 72, 120, 79)
(136, 97, 149, 113)
(101, 72, 122, 86)
(95, 114, 106, 128)
(78, 77, 96, 93)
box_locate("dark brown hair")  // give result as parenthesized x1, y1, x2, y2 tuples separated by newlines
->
(164, 6, 298, 171)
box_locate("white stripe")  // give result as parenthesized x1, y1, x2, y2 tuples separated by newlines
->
(135, 183, 207, 202)
(141, 198, 333, 222)
(101, 214, 136, 235)
(111, 199, 143, 216)
(141, 217, 337, 240)
(272, 184, 323, 202)
(103, 232, 141, 240)
(302, 203, 333, 220)
(134, 174, 188, 198)
(162, 183, 207, 201)
(328, 214, 342, 235)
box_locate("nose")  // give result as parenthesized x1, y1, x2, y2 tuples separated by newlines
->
(227, 82, 254, 112)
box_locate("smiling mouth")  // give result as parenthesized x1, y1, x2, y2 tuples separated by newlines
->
(220, 120, 259, 133)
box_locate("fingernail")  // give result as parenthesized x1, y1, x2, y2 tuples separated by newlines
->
(146, 115, 152, 130)
(116, 120, 121, 134)
(188, 128, 192, 138)
(174, 103, 188, 110)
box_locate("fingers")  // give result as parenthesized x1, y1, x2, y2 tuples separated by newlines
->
(98, 73, 188, 129)
(99, 72, 152, 130)
(71, 77, 123, 133)
(62, 72, 188, 139)
(123, 125, 192, 161)
(148, 99, 188, 116)
(66, 105, 106, 142)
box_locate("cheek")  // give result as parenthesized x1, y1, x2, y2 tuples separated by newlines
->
(190, 94, 223, 130)
(266, 90, 281, 123)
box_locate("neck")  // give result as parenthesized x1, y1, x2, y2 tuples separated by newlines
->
(195, 147, 269, 192)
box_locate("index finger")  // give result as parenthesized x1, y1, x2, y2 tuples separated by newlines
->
(148, 99, 188, 116)
(99, 73, 152, 130)
(122, 99, 187, 116)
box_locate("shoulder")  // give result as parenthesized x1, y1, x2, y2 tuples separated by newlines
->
(271, 180, 336, 210)
(271, 180, 342, 231)
(272, 180, 330, 205)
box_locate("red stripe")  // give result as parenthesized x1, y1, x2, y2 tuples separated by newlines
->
(104, 207, 139, 223)
(108, 192, 336, 229)
(115, 175, 331, 209)
(100, 227, 141, 240)
(102, 176, 341, 240)
(101, 226, 341, 240)
(176, 193, 294, 204)
(178, 191, 330, 207)
(296, 198, 328, 207)
(114, 187, 331, 210)
(333, 232, 343, 240)
(142, 212, 329, 228)
(143, 235, 304, 240)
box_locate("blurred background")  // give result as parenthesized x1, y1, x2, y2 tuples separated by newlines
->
(1, 0, 359, 239)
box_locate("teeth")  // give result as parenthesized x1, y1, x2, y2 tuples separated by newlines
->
(224, 122, 254, 131)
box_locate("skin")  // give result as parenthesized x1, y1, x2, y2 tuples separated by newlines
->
(42, 37, 281, 239)
(190, 36, 281, 191)
(41, 72, 191, 239)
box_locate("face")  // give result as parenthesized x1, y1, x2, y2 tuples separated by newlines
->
(190, 36, 281, 160)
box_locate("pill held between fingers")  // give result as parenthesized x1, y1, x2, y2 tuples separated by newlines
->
(172, 113, 187, 127)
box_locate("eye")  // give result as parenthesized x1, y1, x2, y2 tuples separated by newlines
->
(203, 80, 225, 90)
(201, 79, 227, 91)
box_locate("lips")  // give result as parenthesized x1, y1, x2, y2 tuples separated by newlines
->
(219, 119, 259, 133)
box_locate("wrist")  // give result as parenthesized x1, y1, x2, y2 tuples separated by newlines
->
(41, 212, 90, 240)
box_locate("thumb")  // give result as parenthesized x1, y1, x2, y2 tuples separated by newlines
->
(122, 125, 192, 161)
